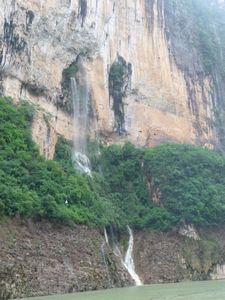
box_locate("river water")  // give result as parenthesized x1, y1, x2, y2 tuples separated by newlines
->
(20, 280, 225, 300)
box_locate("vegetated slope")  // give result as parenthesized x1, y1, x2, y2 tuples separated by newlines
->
(1, 97, 225, 230)
(100, 143, 225, 229)
(0, 97, 114, 226)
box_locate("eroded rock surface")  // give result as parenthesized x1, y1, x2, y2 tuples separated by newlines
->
(0, 220, 131, 299)
(1, 0, 224, 156)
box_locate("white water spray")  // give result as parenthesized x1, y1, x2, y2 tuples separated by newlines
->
(123, 226, 142, 286)
(70, 76, 91, 175)
(104, 227, 109, 244)
(104, 226, 142, 286)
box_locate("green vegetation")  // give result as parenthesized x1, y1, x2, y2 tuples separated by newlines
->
(98, 143, 175, 230)
(0, 97, 114, 226)
(2, 97, 225, 230)
(59, 62, 79, 114)
(63, 64, 78, 82)
(144, 143, 225, 227)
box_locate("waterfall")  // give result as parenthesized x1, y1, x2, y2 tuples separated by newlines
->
(104, 227, 109, 244)
(70, 76, 91, 175)
(94, 121, 103, 176)
(104, 225, 142, 286)
(123, 226, 142, 286)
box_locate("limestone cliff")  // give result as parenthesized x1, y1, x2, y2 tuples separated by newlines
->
(1, 0, 225, 156)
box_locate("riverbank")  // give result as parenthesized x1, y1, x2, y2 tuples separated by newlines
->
(20, 280, 225, 300)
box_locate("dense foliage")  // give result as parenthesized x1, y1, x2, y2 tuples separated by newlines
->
(2, 97, 225, 230)
(144, 144, 225, 226)
(0, 98, 114, 226)
(98, 143, 175, 230)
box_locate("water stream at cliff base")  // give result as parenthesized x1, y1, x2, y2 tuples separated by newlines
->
(123, 226, 142, 286)
(105, 225, 142, 286)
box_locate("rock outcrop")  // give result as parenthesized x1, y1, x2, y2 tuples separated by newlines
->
(1, 220, 225, 299)
(0, 219, 132, 299)
(1, 0, 225, 157)
(134, 227, 225, 284)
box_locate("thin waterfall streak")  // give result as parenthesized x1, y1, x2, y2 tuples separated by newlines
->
(123, 225, 142, 286)
(70, 77, 92, 176)
(93, 115, 103, 176)
(104, 227, 109, 244)
(107, 225, 142, 286)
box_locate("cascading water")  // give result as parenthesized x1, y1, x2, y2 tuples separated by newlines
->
(104, 227, 109, 245)
(104, 225, 142, 286)
(123, 226, 142, 286)
(94, 122, 104, 176)
(70, 75, 91, 175)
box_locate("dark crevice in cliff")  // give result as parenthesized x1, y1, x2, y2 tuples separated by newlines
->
(78, 0, 87, 27)
(20, 81, 47, 98)
(0, 12, 28, 76)
(144, 0, 155, 30)
(60, 60, 79, 114)
(108, 55, 132, 135)
(3, 17, 27, 57)
(26, 10, 35, 32)
(145, 0, 164, 32)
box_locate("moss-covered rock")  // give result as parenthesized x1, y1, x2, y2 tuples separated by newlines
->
(108, 55, 132, 134)
(58, 62, 79, 115)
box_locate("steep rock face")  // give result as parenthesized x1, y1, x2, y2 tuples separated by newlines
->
(134, 227, 225, 284)
(0, 0, 98, 157)
(88, 0, 216, 148)
(163, 0, 225, 149)
(134, 230, 189, 283)
(0, 220, 132, 299)
(1, 220, 225, 299)
(0, 0, 224, 156)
